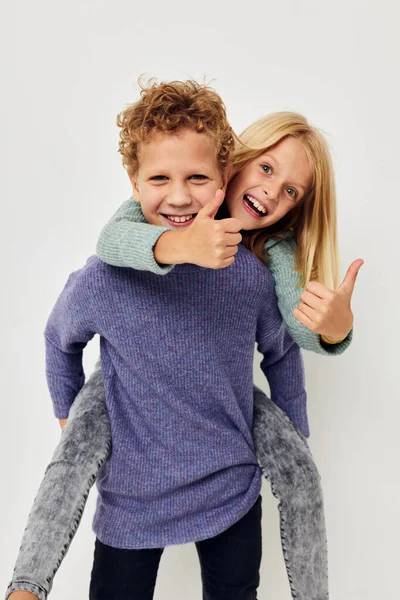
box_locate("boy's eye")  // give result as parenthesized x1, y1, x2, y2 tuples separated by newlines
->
(286, 188, 297, 199)
(190, 174, 208, 180)
(150, 176, 168, 181)
(261, 164, 272, 174)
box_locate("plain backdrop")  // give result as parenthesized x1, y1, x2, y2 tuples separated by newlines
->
(1, 1, 399, 599)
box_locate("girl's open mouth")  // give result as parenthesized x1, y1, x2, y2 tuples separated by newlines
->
(243, 194, 268, 218)
(162, 214, 197, 227)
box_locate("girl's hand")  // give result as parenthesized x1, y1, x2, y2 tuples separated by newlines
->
(59, 418, 68, 429)
(292, 259, 364, 342)
(154, 190, 243, 268)
(181, 190, 243, 268)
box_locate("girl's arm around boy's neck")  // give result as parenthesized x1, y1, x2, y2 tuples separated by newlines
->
(154, 191, 242, 269)
(154, 217, 242, 270)
(96, 198, 354, 356)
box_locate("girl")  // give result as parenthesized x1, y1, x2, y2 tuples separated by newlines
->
(7, 111, 360, 600)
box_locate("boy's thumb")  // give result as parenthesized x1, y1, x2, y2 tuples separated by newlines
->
(199, 189, 225, 219)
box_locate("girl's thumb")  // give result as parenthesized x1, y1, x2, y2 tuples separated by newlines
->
(199, 189, 225, 219)
(338, 259, 364, 294)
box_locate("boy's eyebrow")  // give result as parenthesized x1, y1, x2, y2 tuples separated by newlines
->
(260, 152, 306, 192)
(145, 167, 212, 176)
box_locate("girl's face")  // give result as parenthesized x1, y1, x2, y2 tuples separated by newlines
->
(225, 136, 313, 230)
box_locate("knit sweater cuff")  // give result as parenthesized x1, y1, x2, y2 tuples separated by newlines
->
(273, 391, 310, 438)
(97, 220, 175, 275)
(119, 224, 174, 275)
(319, 327, 353, 355)
(288, 396, 310, 438)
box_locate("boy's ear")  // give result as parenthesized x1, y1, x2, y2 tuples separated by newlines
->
(129, 174, 141, 203)
(221, 163, 233, 192)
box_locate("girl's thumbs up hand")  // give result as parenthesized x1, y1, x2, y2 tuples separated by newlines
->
(292, 259, 364, 342)
(171, 190, 243, 268)
(197, 188, 226, 219)
(153, 189, 243, 268)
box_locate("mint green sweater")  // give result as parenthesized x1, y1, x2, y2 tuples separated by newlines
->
(96, 199, 352, 356)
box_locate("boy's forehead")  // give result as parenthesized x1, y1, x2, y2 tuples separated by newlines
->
(138, 128, 219, 170)
(143, 128, 213, 149)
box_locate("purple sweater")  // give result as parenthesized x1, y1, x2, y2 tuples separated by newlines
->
(44, 245, 308, 549)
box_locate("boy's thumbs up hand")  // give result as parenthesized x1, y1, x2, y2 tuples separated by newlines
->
(178, 189, 243, 268)
(292, 258, 364, 342)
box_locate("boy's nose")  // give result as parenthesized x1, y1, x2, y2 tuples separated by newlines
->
(167, 189, 192, 207)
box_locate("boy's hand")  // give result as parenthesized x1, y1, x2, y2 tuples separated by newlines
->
(178, 190, 243, 268)
(292, 259, 364, 342)
(59, 418, 68, 429)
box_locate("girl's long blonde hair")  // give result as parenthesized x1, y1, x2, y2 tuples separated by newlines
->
(232, 112, 339, 290)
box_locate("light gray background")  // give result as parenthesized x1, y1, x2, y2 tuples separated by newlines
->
(1, 1, 399, 598)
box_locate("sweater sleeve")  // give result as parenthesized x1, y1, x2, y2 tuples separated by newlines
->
(44, 259, 97, 419)
(265, 236, 353, 356)
(96, 198, 175, 275)
(256, 280, 309, 437)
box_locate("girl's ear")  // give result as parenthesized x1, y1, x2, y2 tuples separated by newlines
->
(221, 162, 233, 192)
(129, 174, 141, 203)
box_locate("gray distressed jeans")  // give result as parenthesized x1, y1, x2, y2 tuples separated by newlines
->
(6, 363, 328, 600)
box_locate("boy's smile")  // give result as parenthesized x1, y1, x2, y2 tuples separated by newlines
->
(131, 129, 227, 228)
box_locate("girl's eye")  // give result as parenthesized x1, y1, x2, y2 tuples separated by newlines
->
(261, 164, 272, 174)
(190, 174, 208, 180)
(286, 188, 297, 199)
(150, 176, 168, 181)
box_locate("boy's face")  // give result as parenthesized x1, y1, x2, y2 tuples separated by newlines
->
(131, 129, 228, 228)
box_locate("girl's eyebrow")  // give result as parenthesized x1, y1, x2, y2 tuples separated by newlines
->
(261, 152, 276, 162)
(260, 152, 306, 193)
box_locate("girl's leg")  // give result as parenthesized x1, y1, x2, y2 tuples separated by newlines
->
(252, 387, 328, 600)
(195, 495, 262, 600)
(89, 539, 164, 600)
(6, 360, 111, 600)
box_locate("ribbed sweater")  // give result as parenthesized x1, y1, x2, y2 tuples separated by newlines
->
(44, 246, 307, 549)
(96, 198, 353, 356)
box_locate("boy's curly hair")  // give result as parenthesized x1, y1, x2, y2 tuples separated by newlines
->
(117, 78, 235, 177)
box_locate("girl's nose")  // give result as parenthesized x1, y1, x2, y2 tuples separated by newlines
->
(263, 185, 279, 202)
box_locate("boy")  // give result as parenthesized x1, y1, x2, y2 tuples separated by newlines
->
(8, 80, 307, 600)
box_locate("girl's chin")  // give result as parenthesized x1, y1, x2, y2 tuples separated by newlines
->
(228, 200, 277, 230)
(229, 199, 269, 230)
(233, 212, 271, 230)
